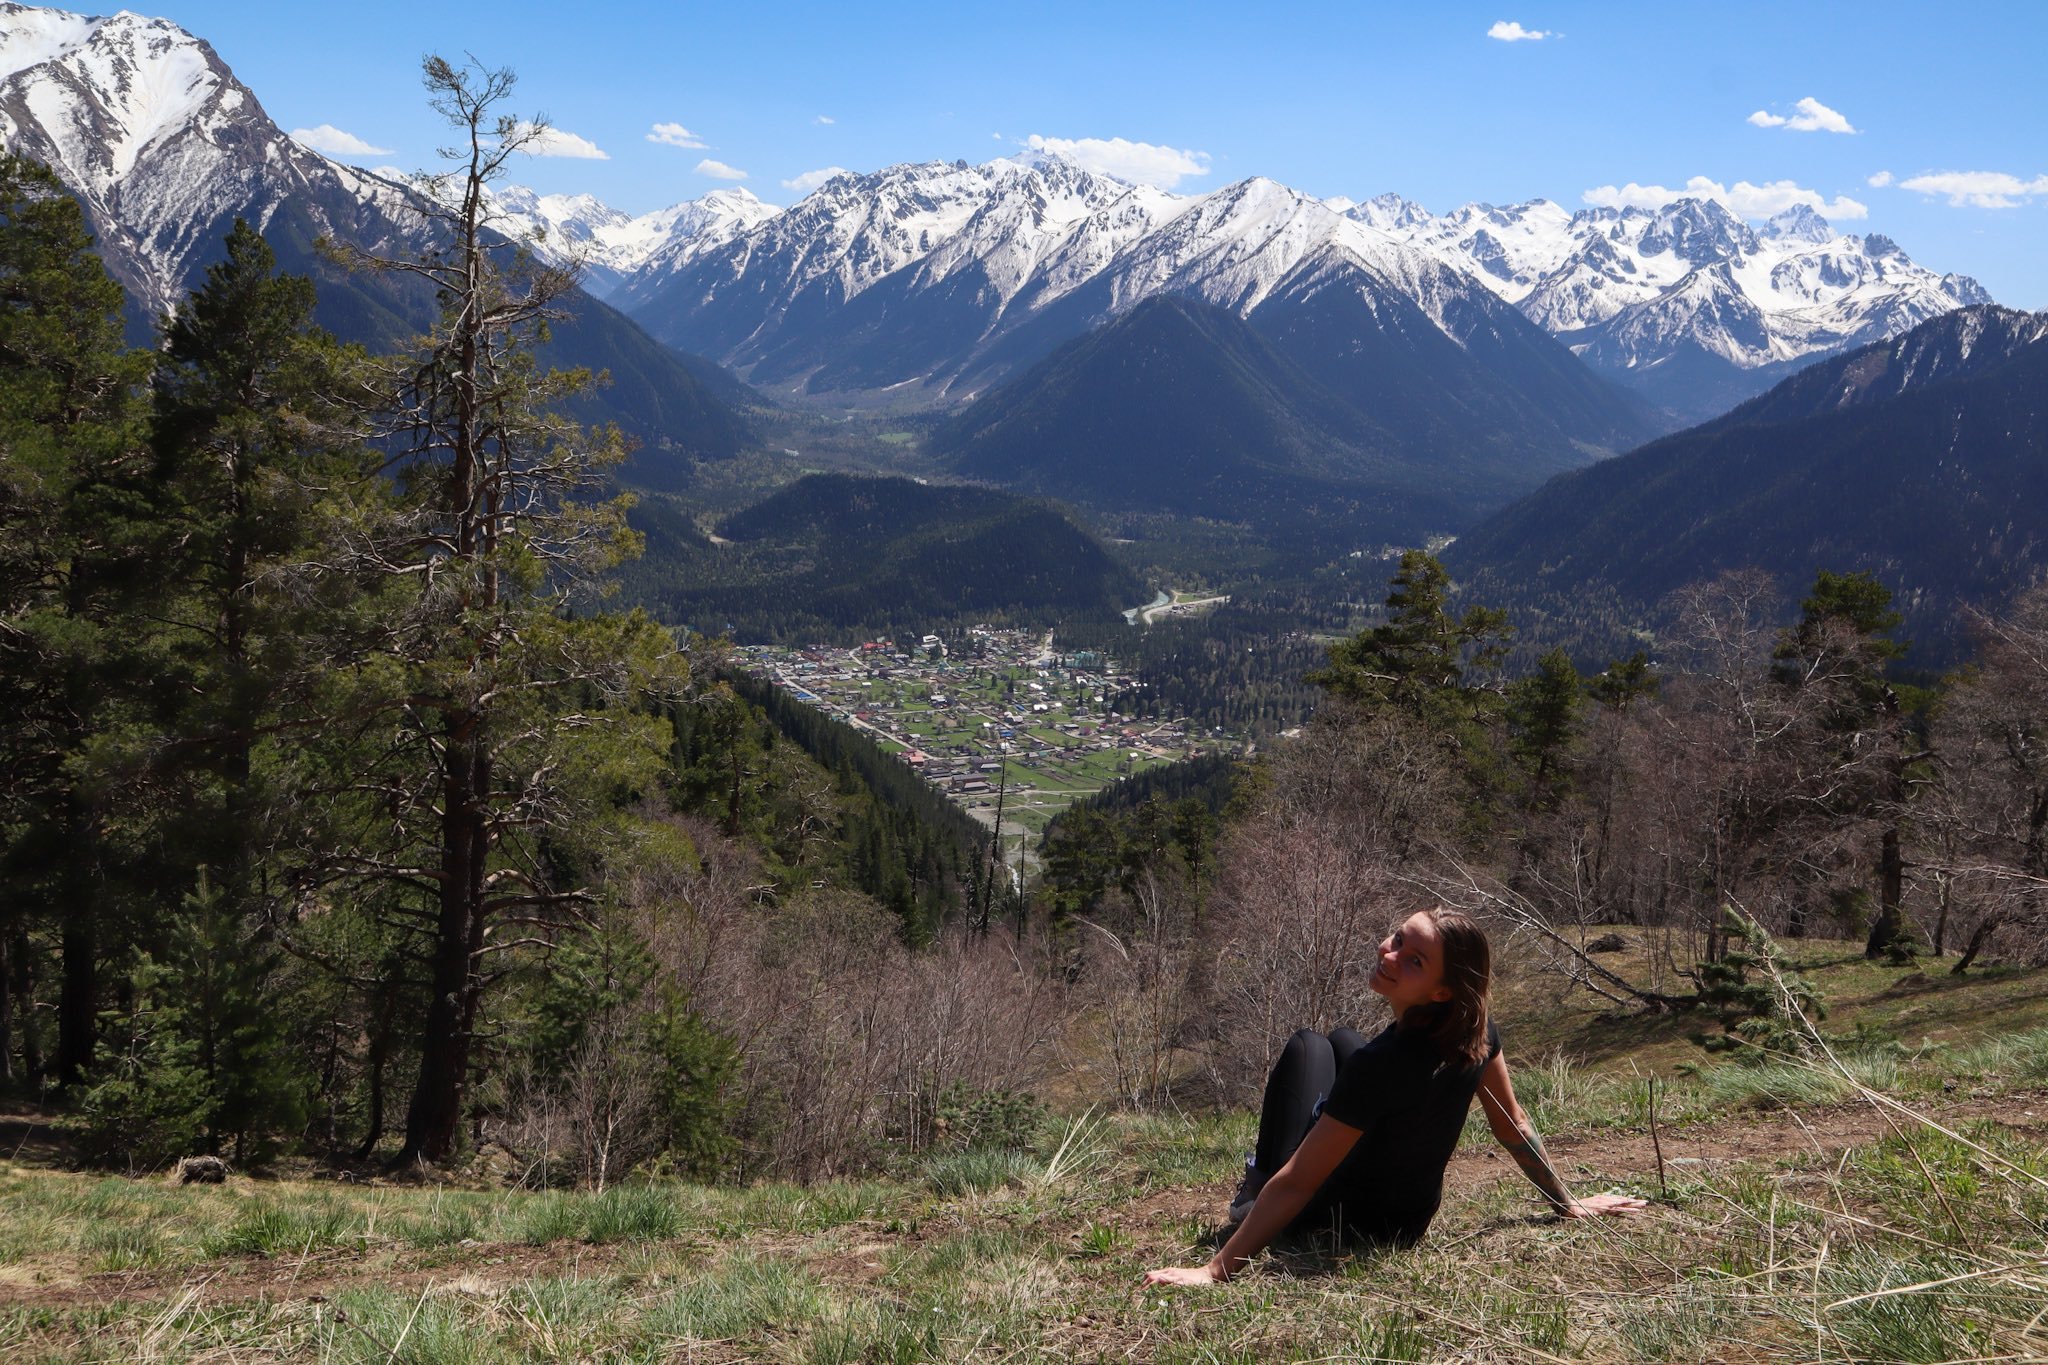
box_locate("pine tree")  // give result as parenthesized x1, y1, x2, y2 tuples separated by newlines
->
(1586, 650, 1659, 712)
(149, 219, 367, 942)
(1306, 550, 1513, 825)
(88, 872, 311, 1165)
(0, 153, 154, 1085)
(1774, 571, 1914, 959)
(1505, 646, 1584, 807)
(1309, 551, 1511, 724)
(307, 60, 682, 1164)
(1691, 907, 1825, 1063)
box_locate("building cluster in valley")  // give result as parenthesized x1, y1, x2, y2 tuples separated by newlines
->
(738, 626, 1226, 835)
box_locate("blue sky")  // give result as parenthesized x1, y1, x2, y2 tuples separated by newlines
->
(162, 0, 2048, 305)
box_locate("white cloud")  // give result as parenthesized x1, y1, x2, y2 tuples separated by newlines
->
(1022, 134, 1210, 189)
(1746, 97, 1857, 134)
(781, 166, 848, 193)
(814, 114, 835, 125)
(1487, 20, 1550, 41)
(515, 123, 609, 160)
(696, 158, 749, 181)
(1582, 175, 1867, 221)
(1867, 170, 1894, 188)
(1896, 170, 2048, 208)
(290, 124, 393, 158)
(647, 122, 706, 149)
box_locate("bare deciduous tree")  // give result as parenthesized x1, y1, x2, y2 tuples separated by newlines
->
(1921, 587, 2048, 970)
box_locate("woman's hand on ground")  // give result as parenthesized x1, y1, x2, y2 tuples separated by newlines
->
(1563, 1192, 1648, 1218)
(1143, 1264, 1222, 1286)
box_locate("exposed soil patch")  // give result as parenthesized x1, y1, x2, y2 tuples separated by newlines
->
(0, 1103, 68, 1166)
(0, 1238, 649, 1310)
(1450, 1087, 2048, 1200)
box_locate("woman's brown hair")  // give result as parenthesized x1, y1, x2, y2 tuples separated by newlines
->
(1399, 906, 1492, 1069)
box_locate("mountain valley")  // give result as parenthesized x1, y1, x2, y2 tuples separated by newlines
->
(1, 0, 2037, 677)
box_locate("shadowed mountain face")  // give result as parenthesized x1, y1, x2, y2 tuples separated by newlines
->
(1444, 305, 2048, 665)
(0, 3, 754, 474)
(929, 291, 1656, 545)
(615, 474, 1146, 642)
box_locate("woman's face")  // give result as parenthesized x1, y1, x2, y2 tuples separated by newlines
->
(1370, 911, 1455, 1014)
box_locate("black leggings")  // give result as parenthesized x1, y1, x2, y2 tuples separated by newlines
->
(1254, 1027, 1431, 1247)
(1254, 1026, 1368, 1174)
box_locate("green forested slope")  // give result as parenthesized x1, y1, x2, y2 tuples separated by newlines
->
(1446, 312, 2048, 664)
(616, 474, 1146, 641)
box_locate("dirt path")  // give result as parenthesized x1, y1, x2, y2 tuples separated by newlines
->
(1473, 1086, 2048, 1198)
(1117, 1087, 2048, 1242)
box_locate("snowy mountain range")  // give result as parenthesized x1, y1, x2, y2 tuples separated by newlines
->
(1354, 194, 1992, 419)
(0, 0, 1996, 432)
(615, 154, 1989, 420)
(482, 183, 776, 298)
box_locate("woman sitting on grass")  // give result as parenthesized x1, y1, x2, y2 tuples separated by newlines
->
(1145, 906, 1643, 1286)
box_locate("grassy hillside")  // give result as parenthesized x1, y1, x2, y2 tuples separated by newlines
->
(5, 940, 2045, 1362)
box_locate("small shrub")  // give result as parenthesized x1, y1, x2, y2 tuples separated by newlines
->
(321, 1288, 486, 1365)
(641, 1254, 828, 1342)
(510, 1192, 584, 1246)
(84, 1222, 166, 1272)
(933, 1083, 1045, 1151)
(1354, 1317, 1429, 1363)
(1692, 908, 1826, 1064)
(394, 1198, 486, 1249)
(1073, 1222, 1123, 1258)
(804, 1303, 943, 1365)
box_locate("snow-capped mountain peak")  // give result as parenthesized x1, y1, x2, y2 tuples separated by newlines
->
(0, 2, 425, 321)
(1343, 191, 1434, 234)
(1325, 185, 1994, 414)
(1759, 203, 1834, 245)
(483, 181, 779, 295)
(2, 3, 238, 194)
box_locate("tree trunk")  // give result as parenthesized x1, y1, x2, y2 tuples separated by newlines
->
(55, 796, 97, 1087)
(400, 725, 487, 1164)
(0, 929, 12, 1085)
(1951, 915, 1998, 975)
(354, 1026, 388, 1162)
(10, 930, 40, 1084)
(1864, 824, 1907, 959)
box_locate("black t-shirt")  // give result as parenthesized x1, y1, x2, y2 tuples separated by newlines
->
(1295, 1018, 1502, 1246)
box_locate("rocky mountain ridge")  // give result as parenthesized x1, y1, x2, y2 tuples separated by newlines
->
(0, 1, 753, 466)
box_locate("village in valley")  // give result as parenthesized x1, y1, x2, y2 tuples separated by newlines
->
(739, 627, 1242, 856)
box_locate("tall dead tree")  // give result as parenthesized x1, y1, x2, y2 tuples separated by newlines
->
(311, 57, 680, 1165)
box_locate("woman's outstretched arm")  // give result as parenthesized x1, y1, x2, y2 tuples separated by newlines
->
(1143, 1114, 1362, 1285)
(1476, 1051, 1646, 1219)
